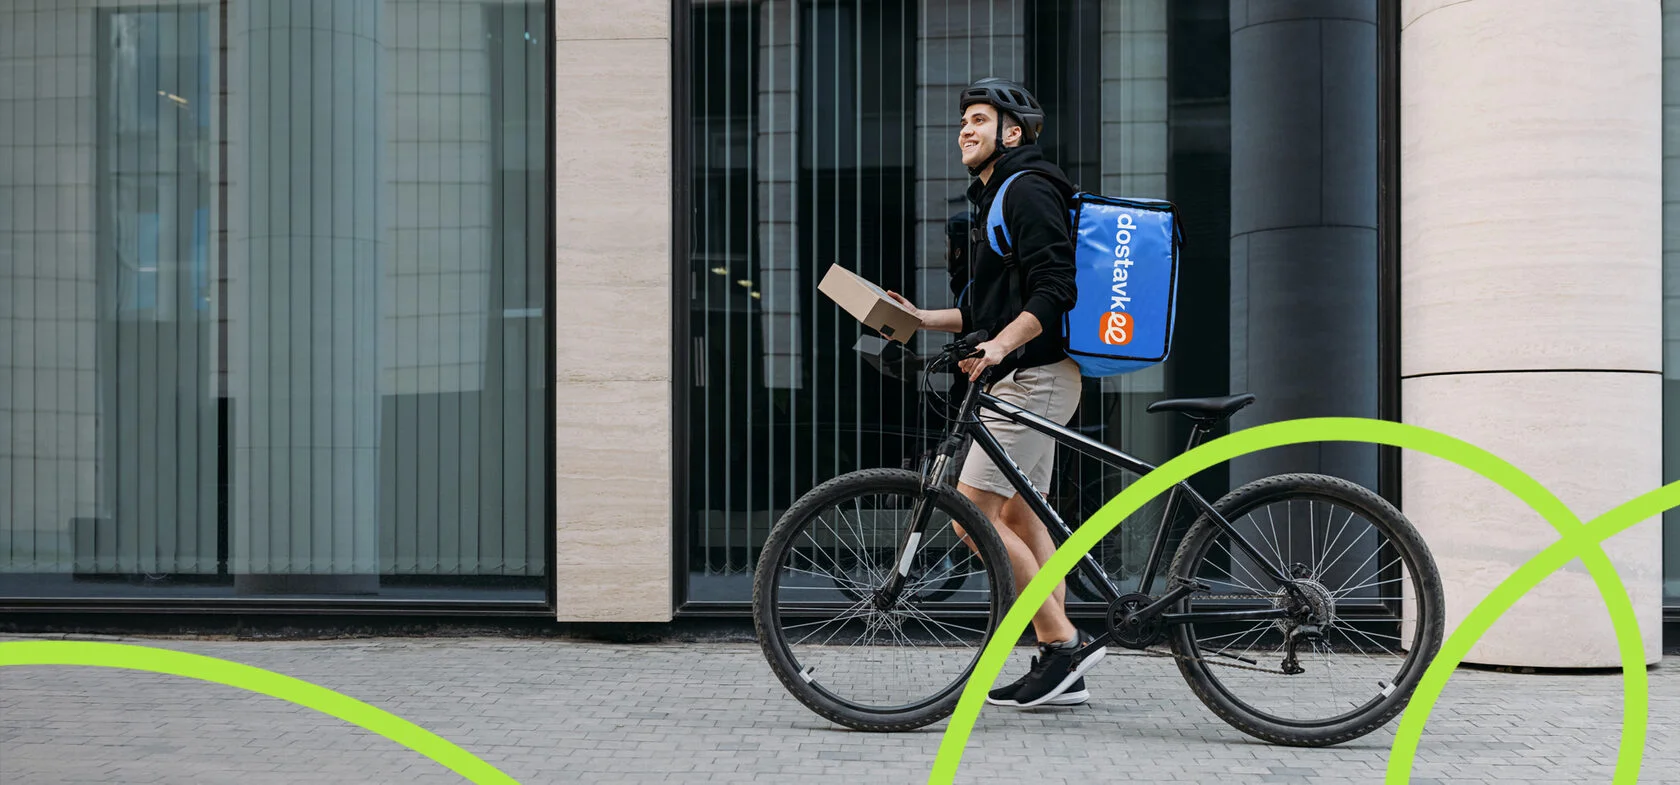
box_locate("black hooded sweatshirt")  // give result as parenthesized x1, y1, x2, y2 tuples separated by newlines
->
(956, 144, 1080, 377)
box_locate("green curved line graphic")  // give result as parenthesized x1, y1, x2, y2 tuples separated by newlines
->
(1388, 478, 1679, 784)
(0, 640, 519, 785)
(928, 416, 1651, 785)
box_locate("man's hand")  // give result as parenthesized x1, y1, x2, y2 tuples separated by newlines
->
(884, 290, 922, 321)
(957, 311, 1043, 381)
(958, 340, 1008, 381)
(885, 290, 963, 334)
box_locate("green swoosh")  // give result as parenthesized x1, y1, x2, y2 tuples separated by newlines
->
(0, 640, 520, 784)
(0, 417, 1658, 785)
(1388, 475, 1677, 783)
(927, 416, 1652, 785)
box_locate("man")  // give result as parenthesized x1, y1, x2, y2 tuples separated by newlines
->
(886, 77, 1106, 709)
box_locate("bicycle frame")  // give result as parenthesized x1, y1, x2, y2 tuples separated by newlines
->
(879, 367, 1303, 639)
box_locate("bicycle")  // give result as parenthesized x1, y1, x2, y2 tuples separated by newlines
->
(752, 330, 1445, 746)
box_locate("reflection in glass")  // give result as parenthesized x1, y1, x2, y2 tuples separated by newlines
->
(0, 0, 550, 601)
(682, 0, 1384, 607)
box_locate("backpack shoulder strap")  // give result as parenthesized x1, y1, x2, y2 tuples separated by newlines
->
(983, 171, 1031, 258)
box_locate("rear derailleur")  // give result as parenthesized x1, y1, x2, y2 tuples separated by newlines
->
(1277, 569, 1333, 674)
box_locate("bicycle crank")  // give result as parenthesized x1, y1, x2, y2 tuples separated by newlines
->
(1105, 593, 1166, 650)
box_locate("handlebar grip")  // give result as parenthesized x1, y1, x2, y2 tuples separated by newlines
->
(960, 330, 989, 349)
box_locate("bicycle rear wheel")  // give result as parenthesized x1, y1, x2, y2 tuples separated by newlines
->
(752, 468, 1015, 732)
(1166, 472, 1444, 746)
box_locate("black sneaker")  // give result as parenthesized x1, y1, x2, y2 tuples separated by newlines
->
(990, 672, 1090, 706)
(985, 653, 1040, 706)
(1008, 630, 1107, 709)
(986, 632, 1101, 707)
(1046, 675, 1089, 706)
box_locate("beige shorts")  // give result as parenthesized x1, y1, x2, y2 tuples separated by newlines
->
(957, 357, 1082, 499)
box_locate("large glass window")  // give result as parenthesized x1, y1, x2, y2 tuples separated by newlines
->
(680, 0, 1384, 607)
(0, 0, 550, 602)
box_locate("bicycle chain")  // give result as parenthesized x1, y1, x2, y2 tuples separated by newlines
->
(1107, 592, 1301, 675)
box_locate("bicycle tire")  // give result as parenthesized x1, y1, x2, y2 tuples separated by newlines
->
(752, 468, 1016, 732)
(1166, 472, 1445, 747)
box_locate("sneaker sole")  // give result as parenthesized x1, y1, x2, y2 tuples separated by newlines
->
(988, 686, 1092, 708)
(1043, 688, 1089, 706)
(1014, 647, 1107, 709)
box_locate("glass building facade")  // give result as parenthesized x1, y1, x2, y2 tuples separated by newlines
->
(678, 0, 1390, 609)
(0, 0, 552, 604)
(1, 0, 1674, 620)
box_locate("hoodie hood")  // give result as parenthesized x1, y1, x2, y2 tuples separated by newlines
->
(966, 144, 1076, 207)
(952, 142, 1081, 377)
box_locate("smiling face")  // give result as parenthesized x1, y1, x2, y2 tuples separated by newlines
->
(958, 103, 1020, 170)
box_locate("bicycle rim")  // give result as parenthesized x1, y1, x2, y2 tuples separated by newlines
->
(1167, 473, 1444, 742)
(753, 469, 1013, 730)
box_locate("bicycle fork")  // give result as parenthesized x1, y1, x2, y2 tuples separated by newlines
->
(872, 432, 969, 609)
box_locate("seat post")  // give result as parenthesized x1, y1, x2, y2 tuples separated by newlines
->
(1183, 420, 1213, 453)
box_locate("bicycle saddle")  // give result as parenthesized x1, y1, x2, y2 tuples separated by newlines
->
(1145, 393, 1257, 422)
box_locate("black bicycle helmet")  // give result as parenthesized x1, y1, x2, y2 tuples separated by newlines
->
(959, 77, 1044, 139)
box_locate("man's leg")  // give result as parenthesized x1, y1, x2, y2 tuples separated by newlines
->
(960, 359, 1099, 707)
(954, 481, 1077, 645)
(999, 489, 1067, 619)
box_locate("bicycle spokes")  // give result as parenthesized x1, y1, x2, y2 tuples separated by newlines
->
(760, 477, 1007, 719)
(1170, 482, 1439, 736)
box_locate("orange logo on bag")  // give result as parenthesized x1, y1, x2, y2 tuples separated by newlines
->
(1101, 312, 1132, 345)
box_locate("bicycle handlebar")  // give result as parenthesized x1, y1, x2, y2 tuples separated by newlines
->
(926, 330, 989, 374)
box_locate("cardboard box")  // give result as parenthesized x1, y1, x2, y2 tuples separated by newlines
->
(818, 264, 922, 343)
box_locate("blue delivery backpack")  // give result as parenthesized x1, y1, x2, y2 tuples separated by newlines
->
(983, 172, 1183, 378)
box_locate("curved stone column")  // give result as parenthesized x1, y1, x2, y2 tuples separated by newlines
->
(226, 0, 382, 592)
(1400, 0, 1663, 667)
(1226, 0, 1380, 492)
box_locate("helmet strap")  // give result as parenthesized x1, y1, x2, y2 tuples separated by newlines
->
(964, 118, 1010, 178)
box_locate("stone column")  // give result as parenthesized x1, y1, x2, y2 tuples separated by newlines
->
(1401, 0, 1664, 667)
(378, 0, 499, 578)
(553, 0, 672, 621)
(226, 0, 382, 592)
(1227, 0, 1380, 491)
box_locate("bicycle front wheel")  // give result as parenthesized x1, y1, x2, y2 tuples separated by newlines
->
(752, 468, 1015, 732)
(1166, 472, 1445, 747)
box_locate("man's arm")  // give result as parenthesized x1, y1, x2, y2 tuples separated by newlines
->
(1005, 176, 1079, 336)
(885, 292, 966, 333)
(957, 175, 1077, 380)
(987, 309, 1044, 355)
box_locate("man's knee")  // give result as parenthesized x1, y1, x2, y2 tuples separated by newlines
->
(998, 488, 1049, 533)
(956, 481, 1008, 521)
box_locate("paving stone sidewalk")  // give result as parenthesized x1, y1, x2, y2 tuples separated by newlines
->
(0, 633, 1676, 784)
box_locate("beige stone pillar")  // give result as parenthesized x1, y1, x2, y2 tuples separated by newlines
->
(553, 0, 672, 621)
(1401, 0, 1664, 666)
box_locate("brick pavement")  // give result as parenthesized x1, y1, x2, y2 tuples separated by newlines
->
(0, 634, 1676, 784)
